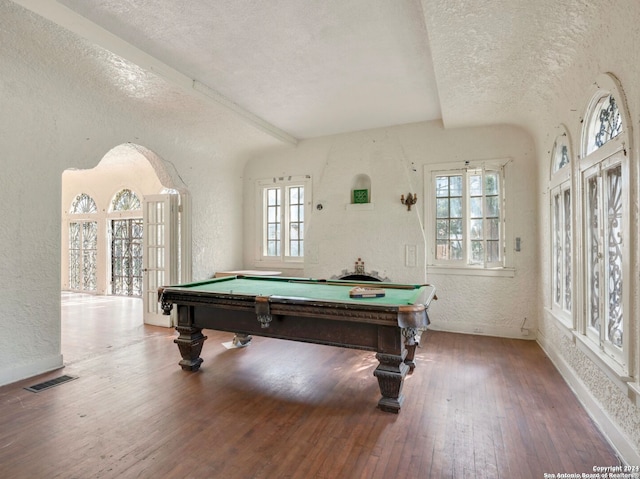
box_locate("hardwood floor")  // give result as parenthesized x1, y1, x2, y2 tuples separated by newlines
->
(0, 294, 620, 478)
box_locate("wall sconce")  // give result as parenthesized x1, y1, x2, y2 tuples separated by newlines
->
(400, 193, 417, 211)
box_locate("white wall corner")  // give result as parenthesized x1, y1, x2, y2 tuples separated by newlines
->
(0, 354, 64, 388)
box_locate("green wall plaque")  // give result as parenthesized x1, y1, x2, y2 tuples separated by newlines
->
(353, 189, 369, 204)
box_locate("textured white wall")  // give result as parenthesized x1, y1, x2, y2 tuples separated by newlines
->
(526, 2, 640, 463)
(0, 3, 280, 386)
(244, 121, 538, 338)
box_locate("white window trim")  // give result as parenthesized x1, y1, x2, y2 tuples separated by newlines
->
(548, 127, 575, 330)
(549, 182, 573, 329)
(255, 175, 311, 267)
(425, 159, 514, 276)
(574, 73, 633, 378)
(579, 151, 630, 372)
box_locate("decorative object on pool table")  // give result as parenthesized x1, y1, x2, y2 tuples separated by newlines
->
(352, 188, 369, 204)
(158, 275, 436, 413)
(349, 286, 385, 298)
(400, 192, 417, 211)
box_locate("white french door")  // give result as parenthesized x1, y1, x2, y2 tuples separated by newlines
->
(142, 194, 179, 327)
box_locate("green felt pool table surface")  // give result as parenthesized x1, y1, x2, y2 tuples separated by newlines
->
(164, 275, 430, 307)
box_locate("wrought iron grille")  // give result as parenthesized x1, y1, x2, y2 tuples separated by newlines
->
(594, 96, 622, 149)
(111, 218, 143, 297)
(605, 166, 623, 348)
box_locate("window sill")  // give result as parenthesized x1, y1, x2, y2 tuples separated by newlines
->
(254, 258, 304, 269)
(573, 332, 632, 395)
(426, 265, 515, 278)
(545, 306, 574, 332)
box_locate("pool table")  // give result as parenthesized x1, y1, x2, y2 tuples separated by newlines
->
(158, 275, 436, 413)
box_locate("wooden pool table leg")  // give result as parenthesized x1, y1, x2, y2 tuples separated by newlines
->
(373, 351, 409, 413)
(402, 327, 419, 372)
(174, 324, 208, 371)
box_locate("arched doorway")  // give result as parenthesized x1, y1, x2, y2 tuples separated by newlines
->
(61, 143, 191, 328)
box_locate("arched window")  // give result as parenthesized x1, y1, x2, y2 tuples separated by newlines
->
(110, 188, 141, 212)
(583, 93, 622, 156)
(70, 193, 97, 214)
(578, 73, 631, 373)
(549, 127, 573, 327)
(68, 193, 98, 292)
(109, 189, 143, 297)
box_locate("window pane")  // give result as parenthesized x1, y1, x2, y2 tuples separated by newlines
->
(469, 197, 482, 218)
(488, 218, 500, 240)
(563, 188, 572, 312)
(267, 241, 279, 256)
(586, 176, 600, 332)
(436, 240, 448, 260)
(436, 219, 449, 240)
(436, 198, 449, 218)
(485, 196, 500, 217)
(450, 219, 463, 238)
(268, 224, 279, 240)
(436, 176, 450, 197)
(470, 241, 484, 264)
(450, 198, 462, 218)
(485, 173, 499, 195)
(267, 188, 279, 205)
(69, 222, 80, 248)
(469, 175, 482, 196)
(594, 95, 622, 151)
(71, 193, 97, 214)
(451, 241, 463, 260)
(111, 189, 141, 212)
(450, 176, 463, 196)
(470, 219, 483, 240)
(553, 140, 570, 173)
(487, 241, 500, 262)
(606, 165, 623, 348)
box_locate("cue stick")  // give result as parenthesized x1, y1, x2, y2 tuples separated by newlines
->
(290, 279, 433, 290)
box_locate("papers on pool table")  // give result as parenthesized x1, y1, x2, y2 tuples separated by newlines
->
(349, 287, 386, 298)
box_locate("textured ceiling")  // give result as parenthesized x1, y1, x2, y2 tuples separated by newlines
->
(54, 0, 441, 140)
(10, 0, 604, 142)
(421, 0, 597, 129)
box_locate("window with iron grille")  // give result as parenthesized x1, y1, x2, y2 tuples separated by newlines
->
(549, 129, 573, 328)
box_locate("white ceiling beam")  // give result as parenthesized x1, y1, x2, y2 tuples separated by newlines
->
(11, 0, 298, 145)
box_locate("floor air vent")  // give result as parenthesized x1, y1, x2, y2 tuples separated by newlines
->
(25, 375, 78, 392)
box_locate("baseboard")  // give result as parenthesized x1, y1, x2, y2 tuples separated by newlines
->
(144, 316, 173, 328)
(537, 331, 640, 466)
(427, 320, 536, 340)
(0, 354, 64, 388)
